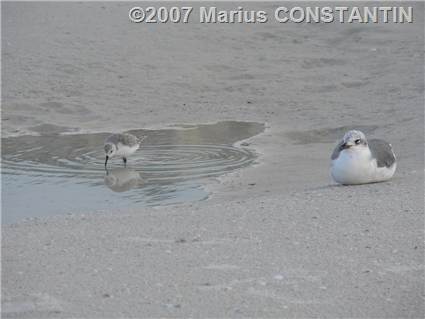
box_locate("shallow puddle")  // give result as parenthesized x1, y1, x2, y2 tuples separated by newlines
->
(2, 121, 264, 223)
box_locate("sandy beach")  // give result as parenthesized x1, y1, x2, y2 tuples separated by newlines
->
(2, 2, 424, 318)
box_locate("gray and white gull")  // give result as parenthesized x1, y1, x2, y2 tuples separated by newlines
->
(331, 130, 396, 185)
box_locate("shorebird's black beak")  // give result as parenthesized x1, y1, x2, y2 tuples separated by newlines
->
(105, 155, 109, 167)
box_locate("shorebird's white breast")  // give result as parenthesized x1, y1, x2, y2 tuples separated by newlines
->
(115, 143, 139, 157)
(331, 147, 395, 185)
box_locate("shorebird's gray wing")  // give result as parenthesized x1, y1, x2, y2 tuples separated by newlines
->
(331, 140, 344, 160)
(119, 133, 139, 147)
(105, 133, 139, 147)
(368, 139, 396, 168)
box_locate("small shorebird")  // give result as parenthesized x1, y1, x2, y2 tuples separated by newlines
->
(104, 133, 146, 167)
(331, 130, 396, 185)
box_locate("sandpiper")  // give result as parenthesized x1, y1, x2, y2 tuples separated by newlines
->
(104, 133, 146, 167)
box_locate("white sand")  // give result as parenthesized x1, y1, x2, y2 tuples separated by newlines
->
(2, 2, 424, 318)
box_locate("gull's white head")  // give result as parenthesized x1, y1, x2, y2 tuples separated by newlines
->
(341, 130, 368, 151)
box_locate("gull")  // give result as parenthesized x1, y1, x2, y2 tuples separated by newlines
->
(331, 130, 396, 185)
(104, 133, 146, 167)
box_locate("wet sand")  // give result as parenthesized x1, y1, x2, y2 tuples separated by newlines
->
(2, 2, 424, 318)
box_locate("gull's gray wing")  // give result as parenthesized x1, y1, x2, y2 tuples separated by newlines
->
(368, 139, 396, 168)
(331, 140, 344, 160)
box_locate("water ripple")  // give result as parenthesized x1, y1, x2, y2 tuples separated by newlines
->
(2, 144, 255, 182)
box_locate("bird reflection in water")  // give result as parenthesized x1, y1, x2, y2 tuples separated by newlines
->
(104, 168, 143, 192)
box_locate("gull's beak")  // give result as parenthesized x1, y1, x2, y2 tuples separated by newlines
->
(341, 142, 351, 150)
(105, 155, 109, 167)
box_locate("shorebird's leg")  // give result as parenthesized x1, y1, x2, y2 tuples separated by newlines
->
(123, 157, 127, 167)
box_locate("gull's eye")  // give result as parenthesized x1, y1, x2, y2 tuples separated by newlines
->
(355, 139, 361, 145)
